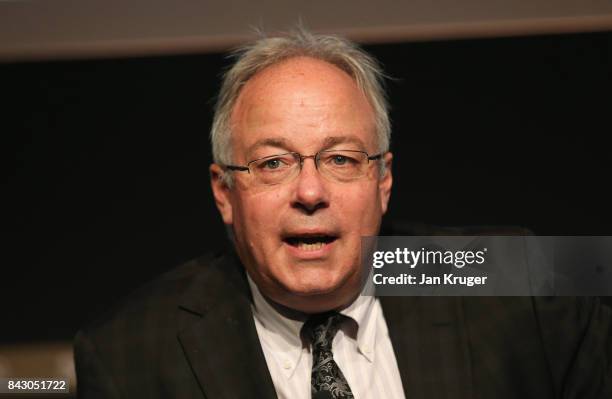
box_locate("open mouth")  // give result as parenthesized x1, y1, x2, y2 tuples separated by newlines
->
(283, 235, 337, 252)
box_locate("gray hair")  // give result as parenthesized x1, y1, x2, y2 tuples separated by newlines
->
(210, 27, 391, 183)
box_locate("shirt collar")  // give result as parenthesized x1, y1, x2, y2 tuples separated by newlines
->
(247, 274, 379, 379)
(337, 287, 377, 363)
(247, 275, 306, 378)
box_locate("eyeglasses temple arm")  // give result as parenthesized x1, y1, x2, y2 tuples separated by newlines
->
(223, 165, 250, 172)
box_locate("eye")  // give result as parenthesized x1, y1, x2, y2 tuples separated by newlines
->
(332, 155, 348, 165)
(325, 153, 360, 167)
(264, 159, 282, 169)
(258, 156, 292, 170)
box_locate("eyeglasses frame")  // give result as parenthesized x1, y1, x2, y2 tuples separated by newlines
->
(221, 149, 383, 178)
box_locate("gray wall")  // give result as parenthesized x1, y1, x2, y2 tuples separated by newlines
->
(2, 0, 612, 61)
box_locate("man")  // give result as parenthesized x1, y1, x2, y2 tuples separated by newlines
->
(74, 29, 612, 398)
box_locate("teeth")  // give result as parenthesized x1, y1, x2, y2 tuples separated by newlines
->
(297, 241, 325, 251)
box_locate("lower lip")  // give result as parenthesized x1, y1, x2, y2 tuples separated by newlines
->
(283, 239, 337, 260)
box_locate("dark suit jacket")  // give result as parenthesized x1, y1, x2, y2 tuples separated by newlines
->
(74, 251, 612, 398)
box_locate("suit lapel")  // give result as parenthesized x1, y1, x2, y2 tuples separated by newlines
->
(177, 253, 277, 399)
(174, 253, 475, 399)
(380, 296, 474, 399)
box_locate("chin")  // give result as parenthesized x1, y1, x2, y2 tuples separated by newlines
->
(279, 291, 353, 314)
(273, 267, 361, 313)
(287, 279, 340, 297)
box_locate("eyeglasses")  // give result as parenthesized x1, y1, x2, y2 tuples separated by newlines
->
(222, 149, 383, 186)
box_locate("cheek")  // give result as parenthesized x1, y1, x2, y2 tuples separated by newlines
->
(335, 183, 382, 233)
(232, 189, 287, 242)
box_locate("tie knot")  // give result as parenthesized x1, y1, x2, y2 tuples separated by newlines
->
(303, 311, 344, 351)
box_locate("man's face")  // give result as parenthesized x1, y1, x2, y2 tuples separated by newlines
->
(211, 56, 392, 313)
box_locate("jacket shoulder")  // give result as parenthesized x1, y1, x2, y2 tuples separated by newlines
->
(77, 251, 224, 342)
(74, 252, 232, 398)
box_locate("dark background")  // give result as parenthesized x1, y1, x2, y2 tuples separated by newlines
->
(3, 31, 611, 343)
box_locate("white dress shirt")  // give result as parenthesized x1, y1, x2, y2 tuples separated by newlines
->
(247, 276, 406, 399)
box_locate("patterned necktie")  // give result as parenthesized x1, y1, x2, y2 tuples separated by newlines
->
(303, 312, 355, 399)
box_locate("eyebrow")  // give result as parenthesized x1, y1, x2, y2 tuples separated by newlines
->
(247, 138, 292, 155)
(246, 135, 367, 155)
(321, 136, 367, 149)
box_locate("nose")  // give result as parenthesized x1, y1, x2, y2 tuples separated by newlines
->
(291, 157, 329, 214)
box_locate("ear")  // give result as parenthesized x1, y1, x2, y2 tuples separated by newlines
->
(210, 163, 233, 225)
(378, 152, 393, 215)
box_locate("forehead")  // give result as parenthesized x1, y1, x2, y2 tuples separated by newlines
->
(230, 56, 377, 158)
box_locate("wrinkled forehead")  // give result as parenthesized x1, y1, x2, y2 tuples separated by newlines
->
(229, 56, 378, 160)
